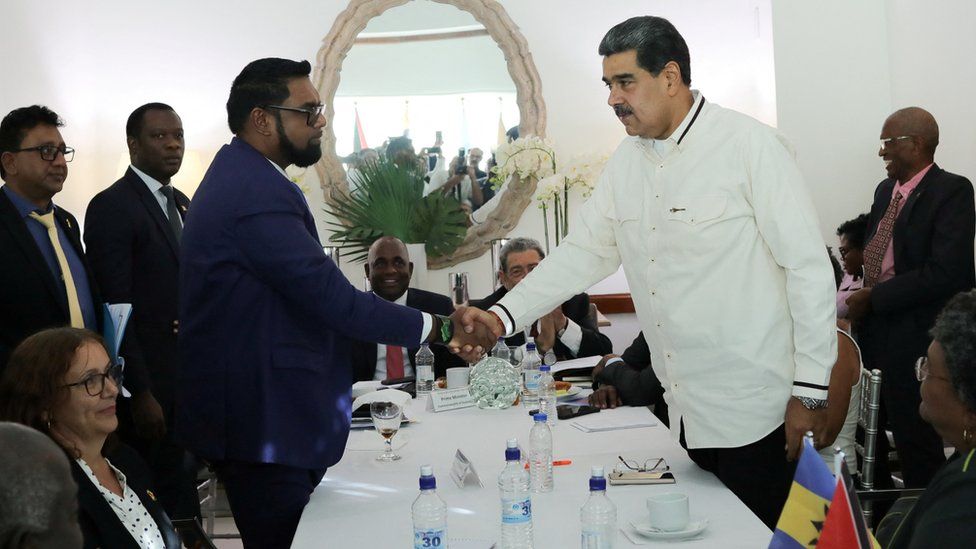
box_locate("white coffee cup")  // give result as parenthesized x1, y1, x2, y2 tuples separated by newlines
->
(446, 367, 470, 389)
(646, 492, 690, 532)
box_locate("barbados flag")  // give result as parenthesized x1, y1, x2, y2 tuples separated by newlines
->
(769, 439, 836, 548)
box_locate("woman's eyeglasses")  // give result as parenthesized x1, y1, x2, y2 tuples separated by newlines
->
(63, 363, 124, 396)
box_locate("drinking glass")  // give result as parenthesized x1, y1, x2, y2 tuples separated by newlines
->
(449, 272, 469, 308)
(370, 401, 403, 461)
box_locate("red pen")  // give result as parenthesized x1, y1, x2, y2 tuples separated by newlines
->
(524, 459, 573, 469)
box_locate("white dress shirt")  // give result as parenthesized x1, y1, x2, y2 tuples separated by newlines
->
(264, 159, 433, 344)
(76, 458, 165, 549)
(130, 165, 181, 226)
(373, 292, 415, 380)
(490, 91, 837, 449)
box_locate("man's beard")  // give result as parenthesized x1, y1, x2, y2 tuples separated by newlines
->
(277, 120, 322, 168)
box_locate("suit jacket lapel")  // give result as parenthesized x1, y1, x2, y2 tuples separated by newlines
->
(125, 169, 180, 258)
(893, 164, 938, 259)
(0, 191, 68, 316)
(72, 461, 140, 549)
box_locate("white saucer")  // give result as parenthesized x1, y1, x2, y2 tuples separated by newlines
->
(629, 518, 708, 540)
(556, 386, 582, 400)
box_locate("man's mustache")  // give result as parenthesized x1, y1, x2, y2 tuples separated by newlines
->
(613, 105, 633, 117)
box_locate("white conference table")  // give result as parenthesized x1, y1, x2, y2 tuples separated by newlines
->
(293, 395, 772, 548)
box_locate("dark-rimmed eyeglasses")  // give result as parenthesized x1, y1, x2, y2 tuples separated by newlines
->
(618, 456, 669, 473)
(63, 362, 124, 396)
(915, 356, 950, 383)
(9, 145, 75, 162)
(879, 135, 914, 150)
(263, 104, 324, 127)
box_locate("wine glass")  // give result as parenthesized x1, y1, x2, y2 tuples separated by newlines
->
(370, 401, 403, 462)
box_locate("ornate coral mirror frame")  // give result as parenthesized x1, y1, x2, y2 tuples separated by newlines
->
(313, 0, 546, 269)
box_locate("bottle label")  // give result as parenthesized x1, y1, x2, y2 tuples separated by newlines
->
(414, 528, 446, 548)
(524, 371, 541, 392)
(501, 497, 532, 524)
(416, 364, 433, 381)
(581, 530, 606, 545)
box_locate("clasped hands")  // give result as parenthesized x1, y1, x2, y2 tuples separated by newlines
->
(446, 306, 505, 362)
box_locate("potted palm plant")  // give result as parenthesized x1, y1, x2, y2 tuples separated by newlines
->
(327, 159, 469, 268)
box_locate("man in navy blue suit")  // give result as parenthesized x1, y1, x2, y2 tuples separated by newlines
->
(176, 58, 492, 548)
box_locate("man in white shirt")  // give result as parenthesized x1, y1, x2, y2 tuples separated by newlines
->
(462, 16, 837, 528)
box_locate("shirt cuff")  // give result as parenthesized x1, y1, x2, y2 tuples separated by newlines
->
(791, 382, 829, 401)
(488, 304, 516, 336)
(558, 317, 583, 356)
(604, 357, 625, 368)
(420, 312, 433, 343)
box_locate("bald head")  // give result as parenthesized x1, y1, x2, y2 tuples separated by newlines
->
(0, 423, 82, 548)
(887, 107, 939, 157)
(365, 236, 412, 302)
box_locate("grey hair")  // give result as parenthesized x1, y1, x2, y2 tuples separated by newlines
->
(598, 16, 691, 86)
(0, 422, 70, 543)
(499, 237, 546, 273)
(931, 290, 976, 412)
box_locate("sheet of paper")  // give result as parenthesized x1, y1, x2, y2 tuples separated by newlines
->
(570, 407, 657, 432)
(550, 355, 601, 375)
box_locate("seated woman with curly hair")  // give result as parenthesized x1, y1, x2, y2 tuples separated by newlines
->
(0, 327, 179, 549)
(878, 290, 976, 547)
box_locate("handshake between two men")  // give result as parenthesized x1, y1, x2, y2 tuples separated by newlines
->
(442, 306, 507, 362)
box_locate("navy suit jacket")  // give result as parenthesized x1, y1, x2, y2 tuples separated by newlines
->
(176, 137, 424, 470)
(858, 164, 975, 378)
(85, 169, 190, 411)
(350, 287, 465, 381)
(0, 190, 102, 371)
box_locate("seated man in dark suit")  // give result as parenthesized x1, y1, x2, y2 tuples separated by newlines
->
(588, 332, 669, 426)
(352, 236, 465, 381)
(472, 237, 612, 360)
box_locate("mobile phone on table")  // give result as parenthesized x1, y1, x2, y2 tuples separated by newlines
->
(557, 404, 600, 420)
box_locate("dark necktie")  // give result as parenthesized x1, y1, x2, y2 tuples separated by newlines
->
(159, 185, 183, 242)
(862, 191, 903, 287)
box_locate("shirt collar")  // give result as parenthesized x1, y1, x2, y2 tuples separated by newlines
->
(267, 158, 289, 179)
(640, 90, 704, 150)
(129, 165, 167, 194)
(1, 184, 53, 218)
(896, 162, 934, 196)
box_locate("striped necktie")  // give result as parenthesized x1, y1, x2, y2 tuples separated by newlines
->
(862, 191, 903, 287)
(29, 211, 84, 327)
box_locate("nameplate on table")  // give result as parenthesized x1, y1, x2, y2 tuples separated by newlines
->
(450, 449, 484, 488)
(428, 387, 475, 412)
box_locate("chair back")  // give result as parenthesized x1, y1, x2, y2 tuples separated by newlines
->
(855, 367, 883, 523)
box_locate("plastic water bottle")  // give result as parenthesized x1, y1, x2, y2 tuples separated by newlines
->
(412, 465, 448, 548)
(520, 341, 542, 408)
(492, 337, 511, 362)
(529, 414, 553, 493)
(537, 364, 557, 426)
(499, 438, 533, 548)
(415, 343, 435, 397)
(580, 466, 616, 548)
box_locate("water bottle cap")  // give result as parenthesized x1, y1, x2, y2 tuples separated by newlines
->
(526, 342, 536, 351)
(590, 465, 604, 477)
(589, 475, 607, 491)
(507, 438, 518, 448)
(420, 465, 433, 477)
(534, 412, 547, 422)
(540, 364, 551, 372)
(498, 336, 505, 342)
(505, 440, 521, 461)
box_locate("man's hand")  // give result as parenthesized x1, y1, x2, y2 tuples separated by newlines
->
(131, 391, 166, 442)
(592, 354, 621, 380)
(845, 287, 872, 320)
(588, 385, 622, 409)
(460, 306, 505, 339)
(535, 314, 556, 353)
(447, 306, 498, 362)
(784, 397, 828, 461)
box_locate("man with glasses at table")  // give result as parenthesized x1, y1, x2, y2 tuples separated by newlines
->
(846, 107, 975, 489)
(0, 105, 101, 373)
(177, 58, 494, 548)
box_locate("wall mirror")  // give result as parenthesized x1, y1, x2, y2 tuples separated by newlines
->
(313, 0, 546, 269)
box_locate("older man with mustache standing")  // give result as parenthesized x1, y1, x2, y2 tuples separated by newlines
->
(461, 16, 837, 528)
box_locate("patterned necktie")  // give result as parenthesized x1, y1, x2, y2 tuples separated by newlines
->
(386, 345, 405, 379)
(159, 185, 183, 242)
(862, 191, 904, 287)
(29, 211, 84, 327)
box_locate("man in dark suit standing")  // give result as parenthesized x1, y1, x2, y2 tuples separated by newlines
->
(351, 236, 466, 381)
(473, 237, 612, 360)
(0, 105, 100, 370)
(84, 103, 200, 526)
(848, 107, 975, 488)
(176, 58, 492, 548)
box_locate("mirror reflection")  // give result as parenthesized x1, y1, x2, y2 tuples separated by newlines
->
(334, 1, 519, 220)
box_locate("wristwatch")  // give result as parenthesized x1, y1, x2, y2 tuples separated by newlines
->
(796, 396, 828, 410)
(432, 314, 453, 346)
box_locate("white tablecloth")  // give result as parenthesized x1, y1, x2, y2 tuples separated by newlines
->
(293, 397, 772, 547)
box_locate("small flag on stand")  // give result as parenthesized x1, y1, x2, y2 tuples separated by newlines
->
(816, 460, 880, 548)
(353, 105, 367, 153)
(769, 437, 836, 548)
